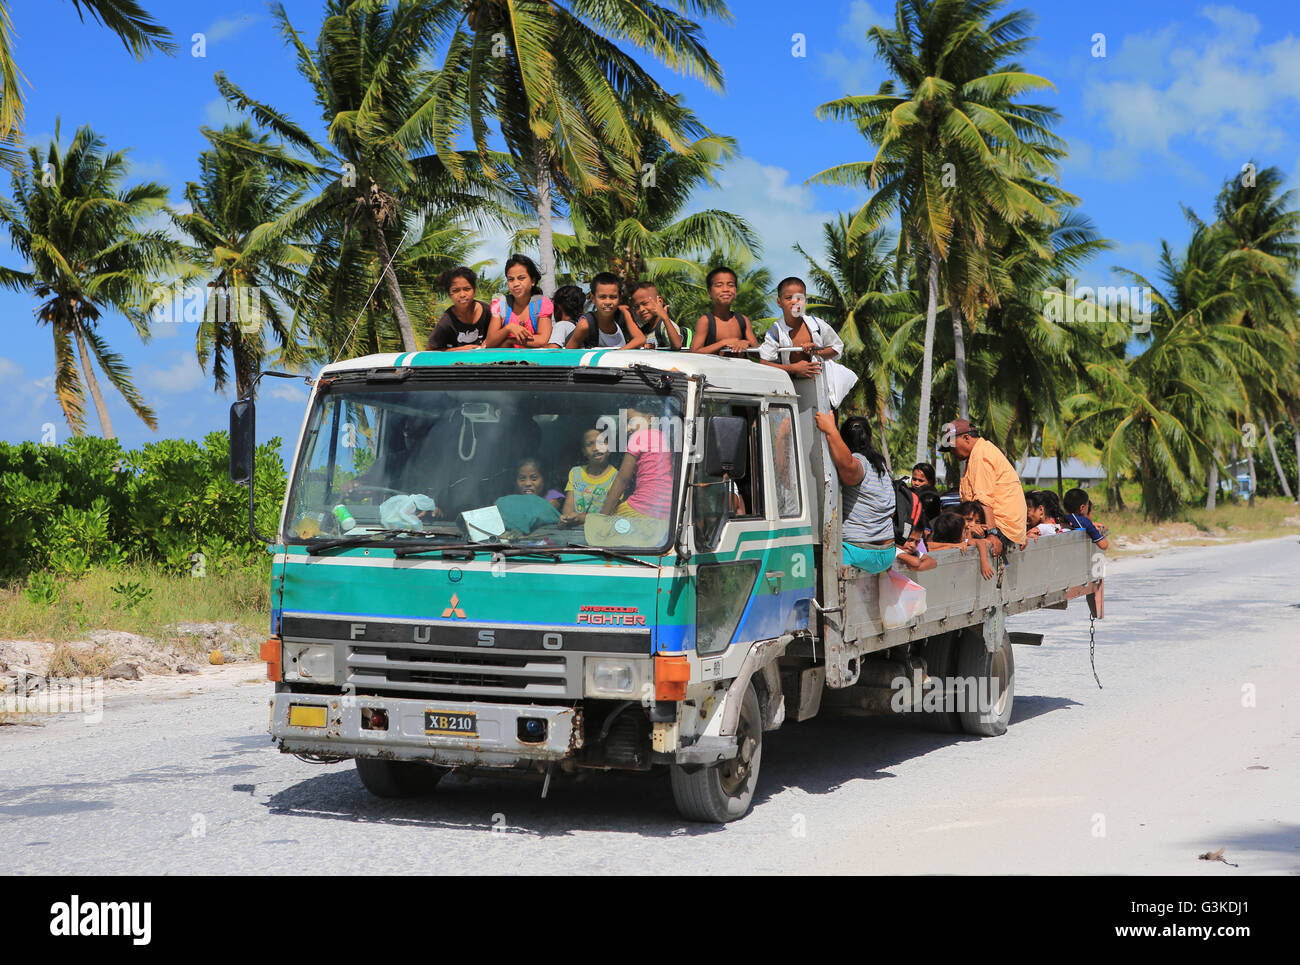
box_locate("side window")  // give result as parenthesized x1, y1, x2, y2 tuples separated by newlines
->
(692, 400, 764, 545)
(768, 405, 801, 518)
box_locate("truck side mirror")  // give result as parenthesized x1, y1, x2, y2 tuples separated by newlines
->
(229, 399, 255, 484)
(704, 416, 747, 478)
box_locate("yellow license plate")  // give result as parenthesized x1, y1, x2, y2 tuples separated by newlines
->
(425, 711, 477, 736)
(289, 704, 327, 728)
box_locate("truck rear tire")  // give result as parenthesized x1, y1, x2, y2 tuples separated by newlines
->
(355, 757, 446, 798)
(670, 683, 762, 823)
(912, 632, 961, 733)
(955, 628, 1015, 737)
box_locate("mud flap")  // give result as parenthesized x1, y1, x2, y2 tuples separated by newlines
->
(983, 604, 1007, 654)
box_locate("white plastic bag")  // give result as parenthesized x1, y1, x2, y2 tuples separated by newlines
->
(379, 493, 437, 530)
(824, 359, 859, 409)
(879, 569, 927, 628)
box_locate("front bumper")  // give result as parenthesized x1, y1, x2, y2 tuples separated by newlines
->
(271, 692, 582, 767)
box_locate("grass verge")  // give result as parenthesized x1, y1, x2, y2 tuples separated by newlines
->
(0, 561, 270, 649)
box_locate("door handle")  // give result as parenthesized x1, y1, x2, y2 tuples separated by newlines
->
(766, 570, 785, 582)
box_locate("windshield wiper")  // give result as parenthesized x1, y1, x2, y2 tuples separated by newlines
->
(392, 541, 511, 559)
(304, 528, 449, 555)
(498, 545, 661, 568)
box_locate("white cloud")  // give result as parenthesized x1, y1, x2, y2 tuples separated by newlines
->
(0, 357, 62, 443)
(143, 352, 205, 394)
(687, 155, 849, 289)
(267, 381, 310, 403)
(204, 15, 259, 45)
(820, 0, 890, 94)
(1080, 6, 1300, 181)
(203, 97, 244, 129)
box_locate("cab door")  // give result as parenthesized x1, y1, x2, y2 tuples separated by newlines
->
(690, 398, 808, 674)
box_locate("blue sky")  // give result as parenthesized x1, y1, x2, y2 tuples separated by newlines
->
(2, 0, 1299, 460)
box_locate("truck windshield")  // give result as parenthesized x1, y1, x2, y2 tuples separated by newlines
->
(284, 379, 687, 553)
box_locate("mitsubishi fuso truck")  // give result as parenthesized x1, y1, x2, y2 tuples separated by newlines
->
(229, 348, 1104, 823)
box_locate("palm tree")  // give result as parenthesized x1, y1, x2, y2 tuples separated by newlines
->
(0, 122, 181, 436)
(797, 216, 917, 470)
(210, 1, 511, 353)
(1201, 164, 1300, 505)
(515, 132, 757, 295)
(810, 0, 1067, 461)
(964, 210, 1117, 457)
(0, 1, 174, 167)
(1072, 224, 1281, 519)
(430, 0, 732, 294)
(173, 123, 310, 399)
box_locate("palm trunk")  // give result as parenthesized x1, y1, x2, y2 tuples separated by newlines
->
(1055, 447, 1063, 498)
(534, 137, 556, 296)
(1019, 423, 1037, 478)
(915, 247, 940, 464)
(877, 409, 893, 478)
(1265, 420, 1293, 501)
(1206, 446, 1219, 511)
(371, 225, 416, 352)
(952, 301, 969, 420)
(74, 326, 114, 439)
(1228, 440, 1239, 502)
(1291, 407, 1300, 503)
(1247, 439, 1257, 508)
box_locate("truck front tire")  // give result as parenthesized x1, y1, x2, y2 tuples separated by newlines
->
(355, 757, 446, 798)
(670, 683, 762, 823)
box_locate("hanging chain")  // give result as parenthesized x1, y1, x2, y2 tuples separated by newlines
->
(1089, 613, 1102, 689)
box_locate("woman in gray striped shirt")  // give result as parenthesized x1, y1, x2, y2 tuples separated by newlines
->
(814, 413, 897, 573)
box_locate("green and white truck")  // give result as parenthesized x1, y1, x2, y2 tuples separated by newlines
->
(230, 348, 1104, 822)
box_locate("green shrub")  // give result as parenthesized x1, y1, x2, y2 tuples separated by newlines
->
(0, 432, 285, 580)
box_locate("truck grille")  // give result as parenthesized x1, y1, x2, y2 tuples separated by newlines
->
(347, 643, 579, 700)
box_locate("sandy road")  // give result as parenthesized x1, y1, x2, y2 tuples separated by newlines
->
(1, 536, 1296, 874)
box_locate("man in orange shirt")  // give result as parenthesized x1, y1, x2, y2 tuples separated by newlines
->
(939, 419, 1027, 552)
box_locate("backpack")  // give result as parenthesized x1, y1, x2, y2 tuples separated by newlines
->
(493, 294, 542, 335)
(892, 479, 922, 545)
(581, 307, 634, 348)
(704, 311, 753, 349)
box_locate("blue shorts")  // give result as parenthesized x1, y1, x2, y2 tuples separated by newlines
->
(842, 541, 896, 574)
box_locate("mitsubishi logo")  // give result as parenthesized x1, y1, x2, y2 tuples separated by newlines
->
(441, 593, 466, 619)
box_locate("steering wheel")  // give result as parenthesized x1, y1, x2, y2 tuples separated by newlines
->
(343, 484, 405, 504)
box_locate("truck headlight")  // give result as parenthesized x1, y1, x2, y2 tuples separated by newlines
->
(584, 658, 640, 697)
(284, 644, 336, 683)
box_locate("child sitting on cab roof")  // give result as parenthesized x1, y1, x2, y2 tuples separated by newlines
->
(690, 265, 758, 357)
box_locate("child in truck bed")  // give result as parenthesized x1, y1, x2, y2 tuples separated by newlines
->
(894, 529, 936, 572)
(928, 510, 996, 579)
(1063, 488, 1110, 551)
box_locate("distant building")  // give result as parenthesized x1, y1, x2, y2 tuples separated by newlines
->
(1015, 456, 1107, 487)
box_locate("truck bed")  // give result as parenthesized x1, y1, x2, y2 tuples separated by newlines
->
(825, 530, 1102, 684)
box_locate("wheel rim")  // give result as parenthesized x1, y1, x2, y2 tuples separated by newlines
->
(989, 647, 1011, 718)
(719, 701, 759, 797)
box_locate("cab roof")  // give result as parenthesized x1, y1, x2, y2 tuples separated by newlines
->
(318, 348, 799, 397)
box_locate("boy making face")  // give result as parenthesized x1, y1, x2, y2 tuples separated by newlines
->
(630, 282, 683, 350)
(690, 266, 758, 355)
